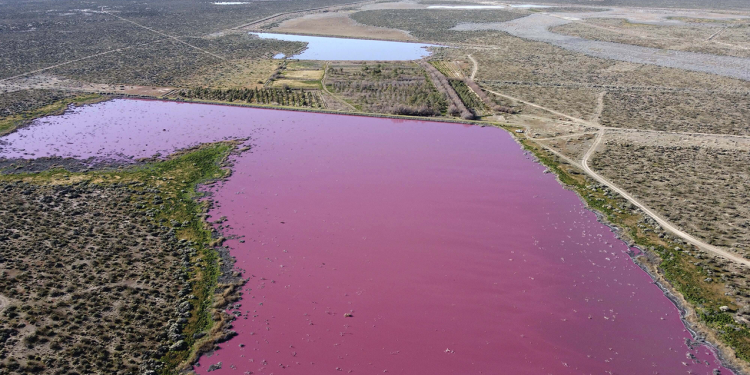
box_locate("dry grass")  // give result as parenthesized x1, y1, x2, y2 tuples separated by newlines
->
(540, 133, 597, 161)
(181, 59, 281, 89)
(601, 90, 750, 135)
(270, 61, 324, 90)
(591, 134, 750, 252)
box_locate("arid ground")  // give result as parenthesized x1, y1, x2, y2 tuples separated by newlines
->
(1, 0, 750, 373)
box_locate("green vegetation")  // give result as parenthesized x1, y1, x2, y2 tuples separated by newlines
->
(448, 79, 487, 114)
(178, 87, 323, 108)
(0, 143, 235, 374)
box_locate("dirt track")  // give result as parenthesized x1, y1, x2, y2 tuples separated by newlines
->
(484, 84, 750, 269)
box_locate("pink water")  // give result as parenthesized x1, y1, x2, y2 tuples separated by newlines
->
(0, 99, 733, 375)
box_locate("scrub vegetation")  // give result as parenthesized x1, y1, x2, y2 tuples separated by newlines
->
(50, 37, 305, 87)
(2, 0, 750, 371)
(0, 143, 238, 374)
(591, 139, 750, 251)
(0, 0, 358, 80)
(551, 18, 750, 58)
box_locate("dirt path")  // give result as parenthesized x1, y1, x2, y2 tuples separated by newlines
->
(580, 130, 750, 268)
(0, 39, 168, 83)
(591, 91, 605, 124)
(102, 11, 227, 61)
(468, 54, 478, 81)
(321, 63, 357, 111)
(534, 132, 598, 141)
(481, 81, 750, 268)
(485, 88, 601, 129)
(2, 1, 369, 83)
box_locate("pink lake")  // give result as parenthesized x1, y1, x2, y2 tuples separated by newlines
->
(0, 99, 733, 375)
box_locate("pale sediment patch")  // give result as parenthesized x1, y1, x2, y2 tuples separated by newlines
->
(452, 14, 750, 81)
(272, 11, 416, 41)
(359, 1, 426, 10)
(0, 294, 9, 313)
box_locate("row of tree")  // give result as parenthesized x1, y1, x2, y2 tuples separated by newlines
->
(419, 61, 475, 120)
(178, 87, 322, 108)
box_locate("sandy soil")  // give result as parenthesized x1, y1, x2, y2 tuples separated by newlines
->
(272, 11, 415, 41)
(359, 1, 425, 10)
(0, 294, 9, 313)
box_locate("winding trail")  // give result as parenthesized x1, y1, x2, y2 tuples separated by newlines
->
(591, 91, 605, 124)
(580, 131, 750, 268)
(468, 54, 478, 81)
(480, 83, 750, 268)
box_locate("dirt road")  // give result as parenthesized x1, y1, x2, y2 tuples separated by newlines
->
(580, 130, 750, 268)
(468, 54, 478, 81)
(481, 84, 750, 268)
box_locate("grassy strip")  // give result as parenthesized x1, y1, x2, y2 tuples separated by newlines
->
(0, 93, 105, 136)
(448, 79, 487, 113)
(513, 133, 750, 366)
(1, 143, 235, 373)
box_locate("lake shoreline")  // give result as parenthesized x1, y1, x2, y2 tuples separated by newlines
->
(514, 133, 750, 375)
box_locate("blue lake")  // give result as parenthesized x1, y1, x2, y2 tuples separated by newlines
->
(251, 32, 439, 61)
